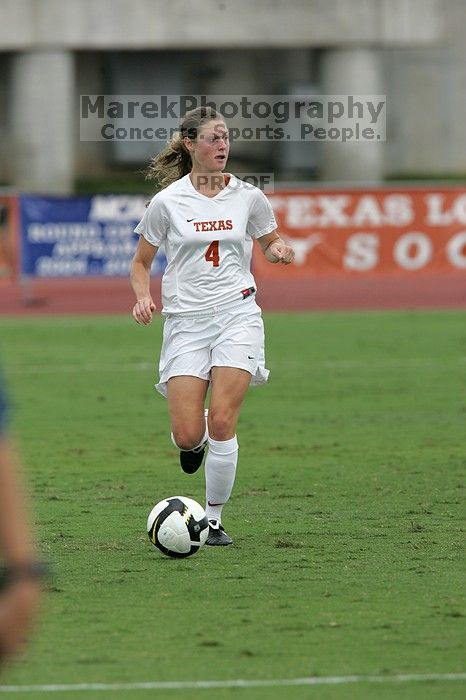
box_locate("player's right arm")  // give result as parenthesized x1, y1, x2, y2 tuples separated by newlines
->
(130, 236, 159, 325)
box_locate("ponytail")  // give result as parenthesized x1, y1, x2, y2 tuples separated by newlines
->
(146, 131, 191, 190)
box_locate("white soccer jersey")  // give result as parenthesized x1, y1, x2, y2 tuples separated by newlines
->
(134, 174, 277, 315)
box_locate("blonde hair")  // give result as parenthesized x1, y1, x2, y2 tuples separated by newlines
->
(146, 106, 221, 190)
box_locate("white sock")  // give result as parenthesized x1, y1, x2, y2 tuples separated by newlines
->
(205, 435, 238, 523)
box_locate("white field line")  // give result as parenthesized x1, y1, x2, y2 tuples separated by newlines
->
(0, 673, 465, 693)
(5, 357, 466, 375)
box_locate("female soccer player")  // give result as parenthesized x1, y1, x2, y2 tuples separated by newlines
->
(131, 106, 294, 546)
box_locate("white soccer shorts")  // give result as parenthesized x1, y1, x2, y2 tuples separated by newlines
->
(155, 298, 269, 397)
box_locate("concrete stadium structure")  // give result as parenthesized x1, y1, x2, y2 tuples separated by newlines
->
(0, 0, 465, 193)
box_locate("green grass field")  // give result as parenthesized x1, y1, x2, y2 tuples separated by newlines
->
(0, 310, 464, 700)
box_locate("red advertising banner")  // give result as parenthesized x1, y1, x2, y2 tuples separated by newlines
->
(253, 188, 466, 278)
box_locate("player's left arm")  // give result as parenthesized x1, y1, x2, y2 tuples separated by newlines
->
(257, 230, 295, 264)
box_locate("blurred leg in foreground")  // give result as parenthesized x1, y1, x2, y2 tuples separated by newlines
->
(0, 372, 43, 668)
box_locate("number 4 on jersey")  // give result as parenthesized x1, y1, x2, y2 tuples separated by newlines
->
(205, 240, 220, 267)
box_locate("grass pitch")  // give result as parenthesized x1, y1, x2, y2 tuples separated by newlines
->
(0, 310, 464, 700)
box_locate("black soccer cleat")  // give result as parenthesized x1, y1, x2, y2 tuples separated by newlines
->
(206, 520, 233, 546)
(179, 442, 207, 474)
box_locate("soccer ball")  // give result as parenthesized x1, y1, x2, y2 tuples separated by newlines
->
(147, 496, 209, 558)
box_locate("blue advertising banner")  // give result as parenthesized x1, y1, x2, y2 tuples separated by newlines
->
(19, 194, 166, 277)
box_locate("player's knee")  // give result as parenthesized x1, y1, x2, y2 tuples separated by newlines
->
(208, 409, 235, 441)
(171, 428, 204, 451)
